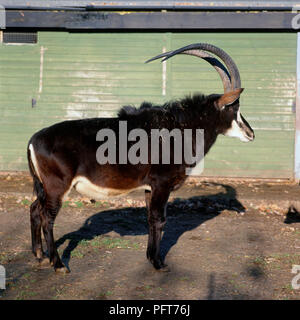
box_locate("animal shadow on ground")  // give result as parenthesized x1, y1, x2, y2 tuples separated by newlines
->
(284, 205, 300, 224)
(56, 184, 245, 270)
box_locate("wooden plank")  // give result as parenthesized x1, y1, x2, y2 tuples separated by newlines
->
(4, 11, 300, 30)
(1, 0, 299, 11)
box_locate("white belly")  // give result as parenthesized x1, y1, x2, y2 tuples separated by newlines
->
(64, 176, 151, 200)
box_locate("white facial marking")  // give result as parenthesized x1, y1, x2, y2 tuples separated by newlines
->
(63, 176, 151, 201)
(236, 109, 242, 122)
(224, 110, 251, 142)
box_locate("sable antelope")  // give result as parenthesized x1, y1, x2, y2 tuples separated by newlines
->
(27, 43, 254, 273)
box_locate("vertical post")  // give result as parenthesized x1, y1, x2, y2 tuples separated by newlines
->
(0, 5, 5, 30)
(295, 33, 300, 179)
(162, 46, 167, 96)
(164, 32, 172, 101)
(0, 265, 5, 290)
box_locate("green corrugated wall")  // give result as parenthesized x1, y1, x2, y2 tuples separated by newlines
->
(0, 32, 296, 178)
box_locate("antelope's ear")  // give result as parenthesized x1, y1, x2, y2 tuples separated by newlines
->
(215, 88, 244, 109)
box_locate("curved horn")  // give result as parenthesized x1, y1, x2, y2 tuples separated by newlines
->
(146, 49, 231, 92)
(146, 43, 241, 92)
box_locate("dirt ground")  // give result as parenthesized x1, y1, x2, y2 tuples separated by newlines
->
(1, 173, 300, 300)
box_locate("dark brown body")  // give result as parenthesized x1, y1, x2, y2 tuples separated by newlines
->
(28, 93, 249, 272)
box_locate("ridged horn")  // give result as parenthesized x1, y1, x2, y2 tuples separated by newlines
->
(146, 43, 241, 92)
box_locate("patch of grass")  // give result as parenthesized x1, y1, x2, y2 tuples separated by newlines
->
(272, 264, 282, 270)
(99, 237, 138, 249)
(0, 253, 9, 264)
(94, 201, 101, 208)
(70, 236, 140, 260)
(294, 230, 300, 236)
(71, 250, 84, 259)
(78, 239, 91, 247)
(52, 286, 66, 299)
(78, 236, 140, 250)
(15, 291, 27, 300)
(253, 256, 266, 266)
(229, 279, 237, 286)
(282, 283, 294, 292)
(16, 290, 38, 300)
(74, 201, 84, 208)
(94, 201, 111, 208)
(62, 201, 71, 208)
(90, 237, 103, 248)
(269, 253, 300, 265)
(21, 199, 32, 206)
(97, 290, 113, 299)
(228, 278, 246, 290)
(20, 272, 37, 284)
(178, 276, 190, 282)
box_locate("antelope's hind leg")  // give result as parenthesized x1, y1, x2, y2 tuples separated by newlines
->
(30, 199, 49, 265)
(40, 193, 69, 274)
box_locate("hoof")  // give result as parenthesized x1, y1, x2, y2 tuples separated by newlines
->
(155, 264, 170, 272)
(38, 257, 50, 266)
(150, 259, 170, 272)
(55, 266, 70, 274)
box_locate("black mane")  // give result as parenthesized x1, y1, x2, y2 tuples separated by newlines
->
(118, 93, 218, 124)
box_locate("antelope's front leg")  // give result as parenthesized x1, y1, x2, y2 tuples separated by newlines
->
(146, 188, 170, 271)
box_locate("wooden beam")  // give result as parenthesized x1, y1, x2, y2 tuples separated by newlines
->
(4, 11, 300, 30)
(1, 1, 300, 11)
